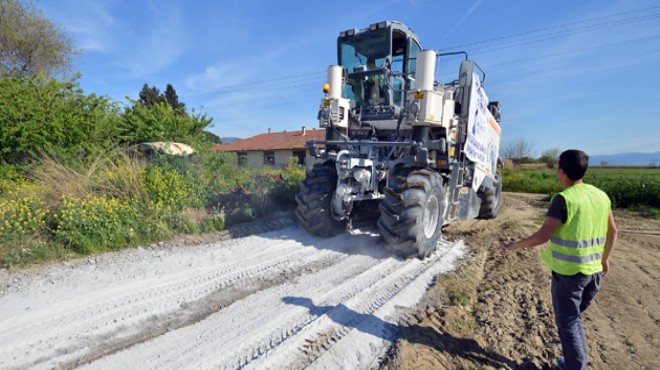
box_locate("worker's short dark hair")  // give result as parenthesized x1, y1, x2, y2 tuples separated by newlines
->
(558, 149, 589, 180)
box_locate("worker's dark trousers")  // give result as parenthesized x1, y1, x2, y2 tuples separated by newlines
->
(551, 271, 602, 370)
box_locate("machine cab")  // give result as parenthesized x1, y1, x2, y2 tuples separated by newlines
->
(337, 21, 422, 119)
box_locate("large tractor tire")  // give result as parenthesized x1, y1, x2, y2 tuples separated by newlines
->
(295, 162, 347, 237)
(478, 171, 502, 219)
(377, 168, 446, 259)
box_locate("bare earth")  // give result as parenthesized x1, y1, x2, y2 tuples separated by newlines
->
(383, 192, 660, 370)
(0, 193, 657, 369)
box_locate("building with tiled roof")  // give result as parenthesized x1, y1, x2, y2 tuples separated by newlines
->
(213, 127, 325, 168)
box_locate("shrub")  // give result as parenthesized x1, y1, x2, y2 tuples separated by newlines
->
(118, 101, 212, 146)
(52, 196, 139, 254)
(0, 77, 120, 167)
(0, 184, 48, 242)
(143, 164, 206, 212)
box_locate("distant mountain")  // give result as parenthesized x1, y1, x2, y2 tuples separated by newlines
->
(220, 137, 242, 144)
(590, 151, 660, 166)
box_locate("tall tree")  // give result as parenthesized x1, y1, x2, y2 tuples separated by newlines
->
(0, 0, 77, 78)
(164, 84, 185, 112)
(138, 83, 163, 107)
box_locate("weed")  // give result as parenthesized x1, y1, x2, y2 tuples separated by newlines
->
(449, 289, 471, 307)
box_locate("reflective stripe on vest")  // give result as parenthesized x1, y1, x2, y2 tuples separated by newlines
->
(551, 250, 604, 264)
(550, 236, 606, 248)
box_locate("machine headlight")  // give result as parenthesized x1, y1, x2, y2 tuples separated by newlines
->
(353, 168, 371, 185)
(320, 106, 330, 119)
(409, 101, 420, 116)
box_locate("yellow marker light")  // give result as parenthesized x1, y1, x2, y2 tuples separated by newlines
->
(323, 100, 331, 106)
(323, 83, 330, 93)
(414, 92, 425, 100)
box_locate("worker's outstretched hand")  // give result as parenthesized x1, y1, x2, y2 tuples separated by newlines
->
(501, 242, 521, 250)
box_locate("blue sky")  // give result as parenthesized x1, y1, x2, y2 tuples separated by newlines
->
(38, 0, 660, 156)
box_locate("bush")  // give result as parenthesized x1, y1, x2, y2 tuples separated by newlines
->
(143, 164, 206, 212)
(0, 77, 120, 167)
(0, 184, 48, 242)
(52, 196, 139, 254)
(119, 101, 212, 147)
(0, 150, 309, 267)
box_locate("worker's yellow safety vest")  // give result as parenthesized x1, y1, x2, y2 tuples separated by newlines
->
(541, 184, 611, 276)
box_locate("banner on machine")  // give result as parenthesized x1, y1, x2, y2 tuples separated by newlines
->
(465, 72, 501, 175)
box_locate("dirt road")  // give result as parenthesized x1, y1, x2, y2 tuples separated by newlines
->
(0, 214, 466, 369)
(1, 193, 657, 369)
(384, 192, 660, 370)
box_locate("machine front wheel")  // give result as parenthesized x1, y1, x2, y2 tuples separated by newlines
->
(378, 168, 446, 259)
(295, 162, 347, 237)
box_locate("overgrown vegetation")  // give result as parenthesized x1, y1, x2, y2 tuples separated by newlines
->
(0, 152, 306, 268)
(0, 73, 306, 268)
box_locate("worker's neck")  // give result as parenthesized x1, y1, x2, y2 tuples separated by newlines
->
(565, 179, 585, 188)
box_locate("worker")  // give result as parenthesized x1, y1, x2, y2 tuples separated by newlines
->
(502, 149, 618, 370)
(364, 58, 385, 105)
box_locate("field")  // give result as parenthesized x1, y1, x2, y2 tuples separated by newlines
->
(501, 166, 660, 213)
(384, 193, 660, 369)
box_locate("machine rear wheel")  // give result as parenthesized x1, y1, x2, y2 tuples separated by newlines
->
(295, 162, 347, 237)
(377, 169, 446, 259)
(478, 171, 502, 219)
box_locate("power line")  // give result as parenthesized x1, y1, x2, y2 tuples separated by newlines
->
(183, 71, 325, 98)
(438, 6, 659, 51)
(433, 34, 660, 81)
(486, 34, 660, 69)
(462, 13, 660, 55)
(183, 6, 660, 98)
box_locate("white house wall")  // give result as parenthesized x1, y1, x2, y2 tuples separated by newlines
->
(247, 151, 263, 168)
(239, 150, 322, 169)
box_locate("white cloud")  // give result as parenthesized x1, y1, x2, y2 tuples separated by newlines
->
(117, 1, 186, 78)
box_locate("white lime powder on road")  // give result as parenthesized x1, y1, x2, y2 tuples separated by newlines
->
(0, 222, 465, 369)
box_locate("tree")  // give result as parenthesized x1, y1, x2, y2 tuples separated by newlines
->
(202, 131, 222, 144)
(119, 99, 212, 146)
(500, 137, 537, 164)
(139, 83, 186, 113)
(540, 147, 561, 168)
(138, 83, 163, 107)
(126, 83, 212, 146)
(164, 84, 185, 112)
(0, 0, 77, 78)
(0, 77, 120, 165)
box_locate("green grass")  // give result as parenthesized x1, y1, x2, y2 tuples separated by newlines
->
(449, 288, 471, 307)
(501, 167, 660, 210)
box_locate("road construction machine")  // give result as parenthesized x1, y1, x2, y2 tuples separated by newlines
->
(296, 21, 503, 258)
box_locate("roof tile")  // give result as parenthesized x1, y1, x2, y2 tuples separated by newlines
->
(213, 128, 325, 152)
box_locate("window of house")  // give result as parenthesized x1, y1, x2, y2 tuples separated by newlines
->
(293, 151, 306, 166)
(237, 152, 248, 167)
(263, 151, 275, 166)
